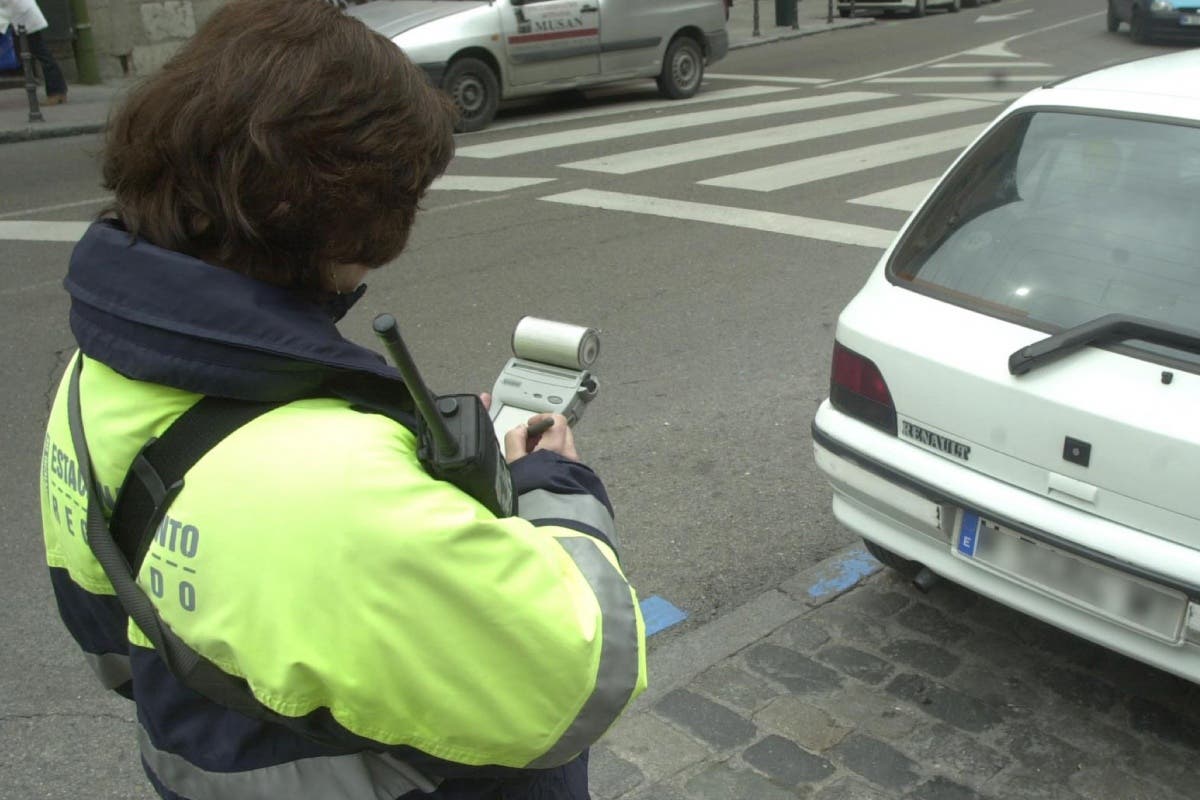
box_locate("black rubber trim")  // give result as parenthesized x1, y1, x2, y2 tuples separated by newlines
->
(812, 420, 1200, 600)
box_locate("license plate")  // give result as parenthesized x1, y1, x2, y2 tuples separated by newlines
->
(1182, 13, 1200, 24)
(957, 512, 1187, 642)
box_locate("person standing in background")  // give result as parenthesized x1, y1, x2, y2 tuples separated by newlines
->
(0, 0, 68, 104)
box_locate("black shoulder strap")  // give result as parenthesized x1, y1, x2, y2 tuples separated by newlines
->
(66, 356, 291, 720)
(110, 394, 286, 572)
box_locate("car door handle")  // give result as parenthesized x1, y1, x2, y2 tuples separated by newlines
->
(580, 4, 598, 11)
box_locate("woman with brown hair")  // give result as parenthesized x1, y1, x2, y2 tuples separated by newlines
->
(38, 0, 647, 798)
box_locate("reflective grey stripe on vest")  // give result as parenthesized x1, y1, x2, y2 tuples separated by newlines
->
(518, 489, 618, 549)
(84, 651, 131, 689)
(138, 725, 438, 800)
(527, 536, 640, 769)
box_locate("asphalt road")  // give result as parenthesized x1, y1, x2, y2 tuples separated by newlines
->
(0, 0, 1186, 795)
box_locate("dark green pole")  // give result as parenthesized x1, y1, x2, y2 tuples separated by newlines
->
(67, 0, 101, 84)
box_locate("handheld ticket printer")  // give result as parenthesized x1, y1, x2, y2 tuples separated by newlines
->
(489, 317, 600, 457)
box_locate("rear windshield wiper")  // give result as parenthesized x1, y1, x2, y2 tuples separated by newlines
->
(1009, 314, 1200, 375)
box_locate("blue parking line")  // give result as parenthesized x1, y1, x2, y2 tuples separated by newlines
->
(640, 595, 688, 636)
(807, 550, 880, 600)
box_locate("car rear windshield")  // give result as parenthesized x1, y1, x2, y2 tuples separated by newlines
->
(890, 108, 1200, 359)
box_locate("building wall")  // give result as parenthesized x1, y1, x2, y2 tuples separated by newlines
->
(90, 0, 224, 78)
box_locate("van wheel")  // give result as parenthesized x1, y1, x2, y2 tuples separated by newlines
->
(1106, 0, 1120, 31)
(443, 57, 499, 133)
(863, 539, 922, 577)
(657, 35, 704, 99)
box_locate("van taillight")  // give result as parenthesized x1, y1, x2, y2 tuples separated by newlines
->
(830, 341, 897, 435)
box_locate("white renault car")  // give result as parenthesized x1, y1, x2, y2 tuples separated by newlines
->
(813, 50, 1200, 683)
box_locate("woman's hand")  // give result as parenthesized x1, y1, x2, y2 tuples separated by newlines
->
(504, 414, 579, 463)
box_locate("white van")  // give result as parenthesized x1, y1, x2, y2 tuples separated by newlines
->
(348, 0, 729, 131)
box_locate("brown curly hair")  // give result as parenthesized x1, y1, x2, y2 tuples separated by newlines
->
(102, 0, 457, 294)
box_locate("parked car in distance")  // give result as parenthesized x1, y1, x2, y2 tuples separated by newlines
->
(813, 49, 1200, 685)
(1106, 0, 1200, 43)
(836, 0, 995, 18)
(348, 0, 729, 132)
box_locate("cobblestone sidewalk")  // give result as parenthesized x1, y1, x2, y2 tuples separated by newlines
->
(591, 545, 1200, 800)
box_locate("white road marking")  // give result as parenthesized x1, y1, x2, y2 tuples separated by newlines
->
(929, 61, 1050, 68)
(562, 98, 993, 175)
(0, 221, 90, 242)
(456, 92, 891, 159)
(484, 85, 793, 132)
(540, 189, 895, 248)
(849, 179, 939, 211)
(977, 9, 1035, 22)
(918, 91, 1026, 102)
(431, 175, 555, 191)
(866, 76, 1061, 83)
(0, 196, 111, 219)
(707, 73, 831, 84)
(820, 12, 1104, 88)
(702, 123, 984, 191)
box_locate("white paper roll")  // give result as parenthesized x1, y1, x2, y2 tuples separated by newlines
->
(511, 317, 599, 369)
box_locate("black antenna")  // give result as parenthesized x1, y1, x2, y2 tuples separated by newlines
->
(372, 314, 458, 458)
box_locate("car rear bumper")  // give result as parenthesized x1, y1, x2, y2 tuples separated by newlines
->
(812, 399, 1200, 684)
(1143, 14, 1200, 38)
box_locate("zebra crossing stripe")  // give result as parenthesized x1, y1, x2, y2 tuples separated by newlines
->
(456, 92, 891, 159)
(850, 179, 939, 212)
(702, 123, 985, 192)
(930, 62, 1050, 68)
(0, 221, 90, 242)
(484, 85, 793, 132)
(707, 73, 830, 85)
(431, 176, 555, 191)
(866, 76, 1061, 84)
(562, 98, 993, 175)
(540, 189, 895, 248)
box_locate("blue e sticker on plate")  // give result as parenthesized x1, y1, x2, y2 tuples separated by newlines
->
(958, 511, 981, 557)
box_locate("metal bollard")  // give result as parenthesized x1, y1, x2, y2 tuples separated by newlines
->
(17, 25, 44, 123)
(753, 0, 760, 36)
(792, 0, 799, 29)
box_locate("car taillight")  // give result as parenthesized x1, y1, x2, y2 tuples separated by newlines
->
(830, 341, 897, 435)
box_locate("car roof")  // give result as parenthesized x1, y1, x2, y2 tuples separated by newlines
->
(1012, 49, 1200, 121)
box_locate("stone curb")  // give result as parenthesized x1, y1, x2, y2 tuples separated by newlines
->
(634, 543, 882, 710)
(728, 17, 875, 51)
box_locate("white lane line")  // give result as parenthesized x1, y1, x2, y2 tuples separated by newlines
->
(431, 176, 555, 191)
(541, 189, 895, 248)
(485, 85, 793, 132)
(702, 123, 984, 192)
(456, 91, 891, 159)
(866, 76, 1061, 83)
(0, 196, 111, 219)
(930, 61, 1050, 68)
(820, 11, 1104, 88)
(918, 91, 1025, 102)
(849, 179, 939, 211)
(0, 221, 90, 242)
(707, 73, 831, 84)
(562, 98, 993, 175)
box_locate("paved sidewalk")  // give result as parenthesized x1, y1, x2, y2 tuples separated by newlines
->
(0, 0, 868, 144)
(588, 544, 1200, 800)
